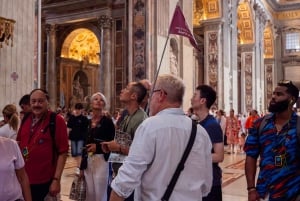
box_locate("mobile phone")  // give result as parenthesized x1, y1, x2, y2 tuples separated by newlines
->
(94, 138, 105, 143)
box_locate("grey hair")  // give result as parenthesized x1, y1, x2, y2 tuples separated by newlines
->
(156, 74, 185, 104)
(91, 92, 107, 107)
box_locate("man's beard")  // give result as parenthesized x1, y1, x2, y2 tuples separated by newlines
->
(268, 99, 289, 113)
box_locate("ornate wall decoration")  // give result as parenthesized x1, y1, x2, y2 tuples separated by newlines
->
(265, 64, 273, 107)
(133, 0, 146, 80)
(10, 72, 18, 81)
(263, 26, 274, 59)
(242, 52, 253, 111)
(61, 28, 100, 64)
(237, 2, 254, 44)
(0, 17, 16, 48)
(193, 0, 220, 25)
(207, 31, 218, 105)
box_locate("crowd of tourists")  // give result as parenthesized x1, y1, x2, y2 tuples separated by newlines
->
(0, 75, 299, 201)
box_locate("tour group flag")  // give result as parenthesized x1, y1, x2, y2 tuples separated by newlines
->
(169, 5, 200, 51)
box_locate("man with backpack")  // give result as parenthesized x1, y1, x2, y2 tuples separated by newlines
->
(244, 80, 300, 201)
(17, 89, 69, 201)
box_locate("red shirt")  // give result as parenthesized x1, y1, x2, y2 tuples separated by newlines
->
(17, 111, 69, 184)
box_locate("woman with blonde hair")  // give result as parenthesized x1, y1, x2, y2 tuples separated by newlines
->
(80, 92, 115, 201)
(0, 104, 19, 140)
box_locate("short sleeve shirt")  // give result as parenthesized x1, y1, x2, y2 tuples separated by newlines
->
(199, 114, 223, 186)
(244, 112, 300, 200)
(0, 137, 24, 200)
(17, 111, 69, 184)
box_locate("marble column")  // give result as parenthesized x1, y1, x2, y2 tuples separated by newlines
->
(98, 15, 112, 110)
(45, 24, 57, 110)
(203, 22, 222, 109)
(254, 3, 267, 113)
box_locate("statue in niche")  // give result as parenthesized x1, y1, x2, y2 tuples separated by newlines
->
(73, 75, 84, 102)
(169, 38, 179, 76)
(170, 52, 178, 76)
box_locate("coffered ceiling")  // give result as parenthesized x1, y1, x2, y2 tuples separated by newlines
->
(265, 0, 300, 11)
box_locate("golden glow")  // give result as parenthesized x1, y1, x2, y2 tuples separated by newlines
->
(193, 0, 220, 26)
(61, 28, 100, 64)
(237, 2, 254, 44)
(263, 26, 274, 59)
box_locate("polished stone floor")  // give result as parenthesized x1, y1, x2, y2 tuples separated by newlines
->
(60, 151, 248, 201)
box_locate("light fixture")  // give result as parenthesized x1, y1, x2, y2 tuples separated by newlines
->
(0, 16, 16, 48)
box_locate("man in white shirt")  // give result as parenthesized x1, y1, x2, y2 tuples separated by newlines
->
(110, 74, 213, 201)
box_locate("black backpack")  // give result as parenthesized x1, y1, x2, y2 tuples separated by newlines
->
(21, 112, 57, 164)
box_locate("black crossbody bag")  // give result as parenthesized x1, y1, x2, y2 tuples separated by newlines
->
(161, 121, 197, 201)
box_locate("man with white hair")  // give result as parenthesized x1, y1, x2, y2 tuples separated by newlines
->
(109, 74, 213, 201)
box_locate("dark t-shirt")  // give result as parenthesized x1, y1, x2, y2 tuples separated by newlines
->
(67, 114, 89, 141)
(199, 114, 223, 186)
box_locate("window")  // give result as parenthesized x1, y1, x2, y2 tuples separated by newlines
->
(285, 32, 300, 54)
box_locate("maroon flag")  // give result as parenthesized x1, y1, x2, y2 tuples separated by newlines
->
(169, 5, 200, 51)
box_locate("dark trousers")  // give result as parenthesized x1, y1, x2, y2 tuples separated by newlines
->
(203, 185, 222, 201)
(30, 181, 52, 201)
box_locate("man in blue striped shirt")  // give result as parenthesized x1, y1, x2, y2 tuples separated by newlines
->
(244, 80, 300, 201)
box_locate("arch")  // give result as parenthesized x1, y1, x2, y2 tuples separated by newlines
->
(263, 26, 274, 59)
(61, 28, 100, 64)
(237, 2, 254, 44)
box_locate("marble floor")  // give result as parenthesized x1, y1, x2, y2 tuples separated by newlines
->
(60, 151, 248, 201)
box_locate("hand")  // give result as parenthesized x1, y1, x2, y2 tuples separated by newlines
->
(248, 190, 260, 201)
(79, 170, 84, 178)
(101, 140, 120, 152)
(49, 179, 60, 197)
(86, 143, 96, 153)
(101, 142, 110, 153)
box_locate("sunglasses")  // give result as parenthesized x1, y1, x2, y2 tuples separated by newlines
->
(278, 80, 292, 85)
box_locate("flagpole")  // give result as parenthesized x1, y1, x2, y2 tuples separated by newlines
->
(152, 34, 170, 93)
(145, 34, 170, 115)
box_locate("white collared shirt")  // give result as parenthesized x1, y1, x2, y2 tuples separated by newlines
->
(111, 108, 213, 201)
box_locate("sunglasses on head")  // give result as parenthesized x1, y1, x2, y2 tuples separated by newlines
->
(278, 80, 292, 85)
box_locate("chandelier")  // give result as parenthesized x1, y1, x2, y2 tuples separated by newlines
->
(0, 17, 16, 48)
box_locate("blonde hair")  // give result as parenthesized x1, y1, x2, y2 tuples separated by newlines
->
(91, 92, 107, 107)
(156, 74, 185, 104)
(2, 104, 19, 131)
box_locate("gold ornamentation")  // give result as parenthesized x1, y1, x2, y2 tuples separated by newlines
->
(237, 2, 254, 44)
(0, 17, 16, 48)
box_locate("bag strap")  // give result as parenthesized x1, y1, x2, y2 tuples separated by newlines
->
(259, 114, 300, 145)
(297, 115, 300, 144)
(161, 120, 197, 201)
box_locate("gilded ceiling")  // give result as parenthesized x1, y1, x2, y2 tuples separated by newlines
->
(263, 26, 274, 59)
(193, 0, 220, 26)
(61, 28, 100, 64)
(237, 2, 254, 44)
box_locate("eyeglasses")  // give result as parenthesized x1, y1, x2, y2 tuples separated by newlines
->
(152, 89, 167, 95)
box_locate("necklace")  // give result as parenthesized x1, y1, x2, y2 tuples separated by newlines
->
(91, 115, 103, 128)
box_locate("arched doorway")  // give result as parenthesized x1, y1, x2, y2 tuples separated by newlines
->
(59, 28, 100, 109)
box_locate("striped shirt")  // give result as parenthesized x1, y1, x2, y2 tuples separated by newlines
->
(244, 112, 300, 201)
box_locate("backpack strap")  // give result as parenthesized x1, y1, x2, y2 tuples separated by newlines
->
(49, 112, 57, 164)
(258, 114, 272, 137)
(297, 115, 300, 144)
(259, 114, 300, 146)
